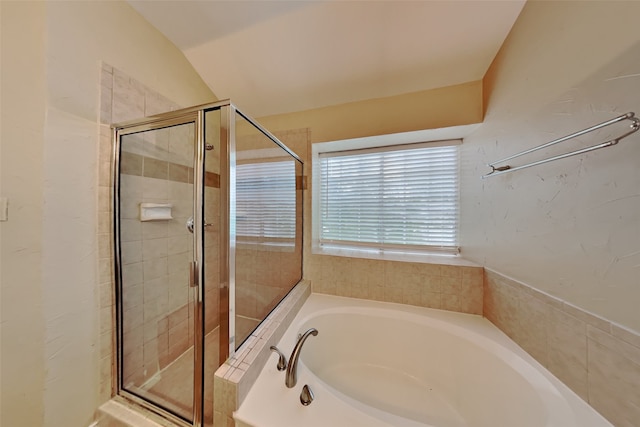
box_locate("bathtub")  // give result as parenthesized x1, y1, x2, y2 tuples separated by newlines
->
(234, 294, 612, 427)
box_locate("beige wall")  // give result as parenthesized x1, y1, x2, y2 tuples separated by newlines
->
(1, 3, 48, 427)
(461, 1, 640, 332)
(257, 80, 483, 143)
(0, 2, 215, 426)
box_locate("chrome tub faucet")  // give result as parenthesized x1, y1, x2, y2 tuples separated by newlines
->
(285, 328, 318, 388)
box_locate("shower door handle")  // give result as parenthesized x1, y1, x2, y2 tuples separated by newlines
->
(189, 261, 198, 288)
(186, 216, 212, 234)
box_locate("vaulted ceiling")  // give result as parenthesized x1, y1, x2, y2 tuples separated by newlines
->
(129, 1, 526, 118)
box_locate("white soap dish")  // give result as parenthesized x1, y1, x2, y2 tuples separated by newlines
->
(139, 203, 173, 221)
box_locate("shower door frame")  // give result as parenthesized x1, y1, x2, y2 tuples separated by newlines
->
(113, 110, 208, 427)
(112, 100, 302, 426)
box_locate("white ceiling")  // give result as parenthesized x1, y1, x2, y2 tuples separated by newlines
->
(129, 1, 526, 118)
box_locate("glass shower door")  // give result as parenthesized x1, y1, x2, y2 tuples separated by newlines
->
(116, 118, 203, 425)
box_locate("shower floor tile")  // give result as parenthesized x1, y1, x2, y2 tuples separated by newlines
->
(139, 328, 219, 426)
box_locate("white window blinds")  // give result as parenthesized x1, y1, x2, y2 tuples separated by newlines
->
(319, 142, 459, 253)
(236, 160, 296, 240)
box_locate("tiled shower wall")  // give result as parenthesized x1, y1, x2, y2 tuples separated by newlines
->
(118, 125, 199, 388)
(235, 244, 302, 321)
(97, 63, 220, 400)
(485, 269, 640, 427)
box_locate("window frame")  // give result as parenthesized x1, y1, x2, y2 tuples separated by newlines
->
(312, 137, 461, 260)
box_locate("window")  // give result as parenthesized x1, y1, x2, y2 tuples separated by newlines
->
(317, 141, 460, 255)
(236, 159, 296, 243)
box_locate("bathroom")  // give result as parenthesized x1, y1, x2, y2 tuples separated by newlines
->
(1, 1, 639, 427)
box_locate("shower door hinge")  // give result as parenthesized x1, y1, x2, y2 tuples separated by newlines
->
(189, 261, 198, 287)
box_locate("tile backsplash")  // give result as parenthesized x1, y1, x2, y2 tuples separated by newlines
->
(309, 254, 483, 315)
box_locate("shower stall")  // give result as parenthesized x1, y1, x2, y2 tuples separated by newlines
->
(112, 101, 303, 427)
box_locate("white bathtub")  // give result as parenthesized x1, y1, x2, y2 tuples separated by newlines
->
(234, 294, 612, 427)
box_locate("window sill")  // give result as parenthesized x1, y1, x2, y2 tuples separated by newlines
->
(236, 240, 295, 253)
(312, 244, 479, 267)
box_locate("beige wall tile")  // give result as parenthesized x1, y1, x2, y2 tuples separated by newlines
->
(122, 283, 143, 312)
(336, 281, 352, 298)
(122, 262, 143, 286)
(99, 160, 112, 187)
(121, 241, 142, 265)
(312, 255, 483, 316)
(143, 275, 168, 305)
(120, 219, 142, 242)
(100, 282, 114, 309)
(100, 78, 113, 125)
(563, 302, 611, 333)
(420, 291, 441, 309)
(588, 325, 640, 367)
(144, 89, 176, 117)
(143, 257, 168, 281)
(122, 306, 143, 334)
(401, 273, 422, 295)
(383, 286, 403, 304)
(485, 268, 640, 426)
(588, 383, 640, 427)
(421, 274, 442, 293)
(441, 293, 461, 312)
(120, 196, 141, 221)
(351, 282, 370, 299)
(588, 336, 640, 426)
(98, 212, 111, 234)
(141, 177, 168, 201)
(99, 187, 112, 213)
(460, 275, 482, 307)
(369, 284, 385, 301)
(99, 355, 114, 402)
(142, 237, 168, 261)
(547, 310, 588, 400)
(169, 319, 189, 359)
(100, 306, 115, 335)
(143, 157, 169, 180)
(168, 163, 189, 183)
(98, 237, 113, 261)
(484, 271, 519, 338)
(514, 293, 549, 365)
(112, 69, 144, 123)
(612, 323, 640, 349)
(440, 264, 463, 280)
(441, 275, 462, 295)
(120, 152, 143, 176)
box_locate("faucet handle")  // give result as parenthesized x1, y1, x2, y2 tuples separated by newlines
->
(269, 346, 288, 371)
(300, 384, 314, 406)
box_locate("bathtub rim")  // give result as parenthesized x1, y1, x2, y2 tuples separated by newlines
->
(296, 305, 573, 427)
(234, 293, 614, 427)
